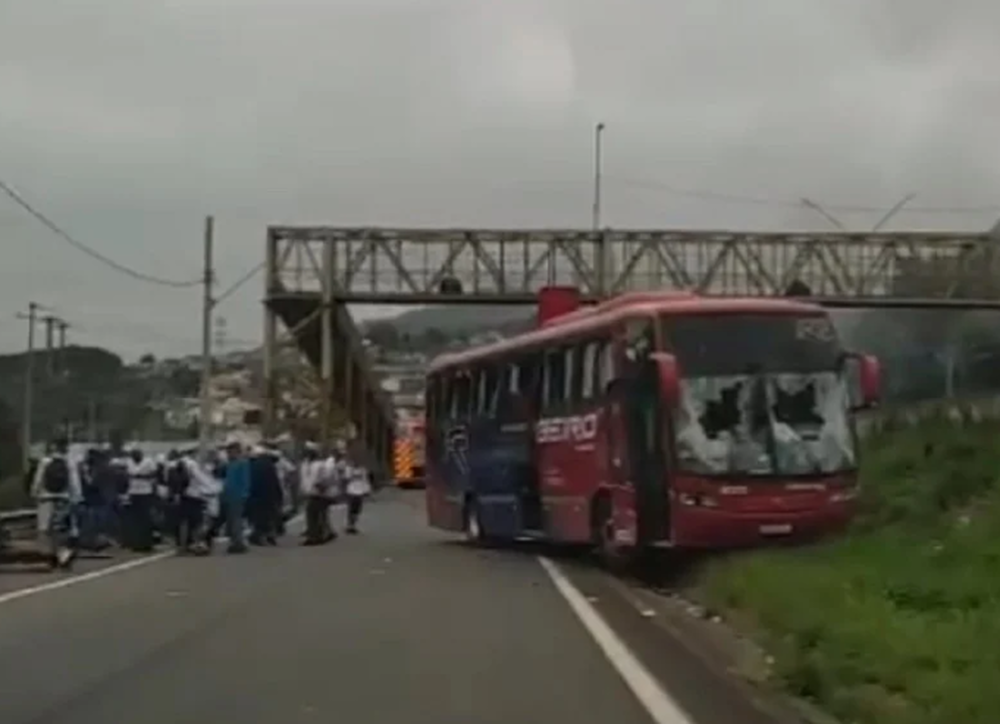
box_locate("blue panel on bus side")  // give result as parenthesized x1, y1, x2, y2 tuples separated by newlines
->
(467, 417, 523, 496)
(476, 494, 521, 538)
(440, 420, 472, 495)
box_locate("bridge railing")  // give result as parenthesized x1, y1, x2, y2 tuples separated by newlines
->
(0, 508, 36, 539)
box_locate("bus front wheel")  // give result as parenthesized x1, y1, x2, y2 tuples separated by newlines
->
(591, 498, 629, 571)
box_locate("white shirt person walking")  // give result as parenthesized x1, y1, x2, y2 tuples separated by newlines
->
(340, 442, 371, 535)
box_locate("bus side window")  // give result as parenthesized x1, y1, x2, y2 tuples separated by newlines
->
(520, 352, 542, 409)
(543, 349, 566, 411)
(481, 364, 499, 418)
(474, 366, 487, 415)
(598, 340, 614, 394)
(444, 373, 457, 420)
(453, 371, 471, 419)
(498, 358, 524, 419)
(462, 371, 475, 417)
(563, 345, 580, 406)
(507, 360, 521, 395)
(581, 340, 599, 400)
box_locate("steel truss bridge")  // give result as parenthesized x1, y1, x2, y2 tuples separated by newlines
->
(262, 226, 1000, 470)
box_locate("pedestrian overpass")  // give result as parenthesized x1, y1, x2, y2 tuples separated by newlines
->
(262, 225, 1000, 472)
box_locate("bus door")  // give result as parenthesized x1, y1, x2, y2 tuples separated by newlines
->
(613, 359, 671, 545)
(498, 377, 542, 532)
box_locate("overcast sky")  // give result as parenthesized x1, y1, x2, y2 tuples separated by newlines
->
(3, 0, 1000, 360)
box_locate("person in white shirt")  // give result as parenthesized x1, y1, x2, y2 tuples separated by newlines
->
(165, 448, 215, 554)
(341, 441, 372, 535)
(124, 448, 159, 552)
(299, 443, 336, 545)
(274, 447, 297, 533)
(30, 436, 82, 567)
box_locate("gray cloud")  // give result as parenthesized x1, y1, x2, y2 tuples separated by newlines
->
(2, 0, 1000, 358)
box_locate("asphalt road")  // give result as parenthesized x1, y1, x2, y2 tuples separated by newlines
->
(0, 492, 782, 724)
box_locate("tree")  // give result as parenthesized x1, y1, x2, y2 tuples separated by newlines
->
(139, 353, 156, 367)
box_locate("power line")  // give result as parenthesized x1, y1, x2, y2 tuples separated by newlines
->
(214, 261, 264, 306)
(610, 176, 1000, 215)
(0, 179, 202, 288)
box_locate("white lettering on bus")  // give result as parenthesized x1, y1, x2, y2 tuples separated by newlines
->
(535, 413, 599, 445)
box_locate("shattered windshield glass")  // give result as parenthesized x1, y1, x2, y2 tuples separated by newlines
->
(664, 314, 855, 477)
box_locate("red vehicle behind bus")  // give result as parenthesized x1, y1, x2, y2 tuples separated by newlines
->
(424, 289, 880, 558)
(393, 415, 426, 488)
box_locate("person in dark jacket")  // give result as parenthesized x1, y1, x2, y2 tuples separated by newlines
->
(247, 445, 283, 546)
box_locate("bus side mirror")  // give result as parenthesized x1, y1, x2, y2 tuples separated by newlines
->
(650, 352, 681, 408)
(844, 352, 880, 411)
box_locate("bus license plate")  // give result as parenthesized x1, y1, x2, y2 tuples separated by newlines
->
(760, 524, 792, 535)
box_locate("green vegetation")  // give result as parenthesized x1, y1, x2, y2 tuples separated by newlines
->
(0, 345, 195, 447)
(699, 418, 1000, 724)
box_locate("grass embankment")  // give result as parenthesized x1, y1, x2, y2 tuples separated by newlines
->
(698, 419, 1000, 724)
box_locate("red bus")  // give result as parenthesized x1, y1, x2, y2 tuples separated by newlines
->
(424, 288, 880, 558)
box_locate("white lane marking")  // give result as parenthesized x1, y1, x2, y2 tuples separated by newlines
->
(0, 512, 306, 606)
(538, 557, 694, 724)
(0, 552, 174, 606)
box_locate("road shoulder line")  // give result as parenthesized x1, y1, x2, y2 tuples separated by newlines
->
(0, 552, 174, 606)
(0, 512, 307, 606)
(538, 556, 694, 724)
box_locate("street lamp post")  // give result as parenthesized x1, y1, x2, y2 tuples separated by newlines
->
(592, 122, 605, 231)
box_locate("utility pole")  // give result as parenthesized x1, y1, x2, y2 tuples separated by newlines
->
(57, 319, 68, 374)
(198, 215, 215, 462)
(42, 314, 57, 376)
(591, 121, 608, 294)
(17, 303, 40, 472)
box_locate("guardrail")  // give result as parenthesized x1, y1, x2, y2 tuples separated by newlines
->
(856, 393, 1000, 438)
(0, 509, 33, 524)
(0, 508, 37, 542)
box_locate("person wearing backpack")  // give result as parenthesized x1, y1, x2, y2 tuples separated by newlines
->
(165, 449, 212, 554)
(30, 436, 81, 568)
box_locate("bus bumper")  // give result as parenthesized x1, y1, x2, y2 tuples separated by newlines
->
(671, 501, 854, 549)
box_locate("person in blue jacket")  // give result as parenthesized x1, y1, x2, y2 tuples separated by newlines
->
(221, 440, 251, 554)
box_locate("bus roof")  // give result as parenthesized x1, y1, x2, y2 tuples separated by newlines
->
(427, 294, 825, 373)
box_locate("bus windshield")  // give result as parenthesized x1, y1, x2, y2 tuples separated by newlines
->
(662, 313, 855, 478)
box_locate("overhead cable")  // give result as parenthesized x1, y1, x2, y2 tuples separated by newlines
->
(0, 179, 202, 288)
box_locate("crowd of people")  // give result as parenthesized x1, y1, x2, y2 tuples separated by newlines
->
(21, 435, 373, 564)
